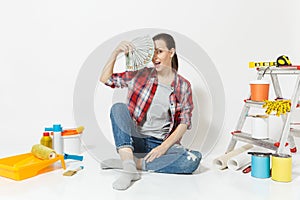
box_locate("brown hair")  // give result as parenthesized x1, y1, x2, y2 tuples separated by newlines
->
(153, 33, 178, 71)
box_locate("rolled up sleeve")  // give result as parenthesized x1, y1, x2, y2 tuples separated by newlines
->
(179, 84, 194, 130)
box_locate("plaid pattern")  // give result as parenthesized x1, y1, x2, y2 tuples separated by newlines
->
(105, 67, 194, 135)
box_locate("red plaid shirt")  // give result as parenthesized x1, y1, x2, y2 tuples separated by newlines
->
(105, 67, 194, 134)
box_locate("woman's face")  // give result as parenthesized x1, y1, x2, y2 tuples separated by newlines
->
(152, 39, 174, 72)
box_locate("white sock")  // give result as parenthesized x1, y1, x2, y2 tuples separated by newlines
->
(101, 158, 122, 170)
(112, 159, 141, 190)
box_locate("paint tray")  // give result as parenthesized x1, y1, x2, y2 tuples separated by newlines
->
(0, 153, 66, 181)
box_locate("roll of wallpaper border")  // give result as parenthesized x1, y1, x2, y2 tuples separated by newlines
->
(213, 144, 253, 170)
(227, 151, 251, 171)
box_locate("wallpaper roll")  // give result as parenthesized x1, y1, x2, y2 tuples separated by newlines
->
(213, 144, 253, 170)
(31, 144, 57, 160)
(227, 151, 251, 171)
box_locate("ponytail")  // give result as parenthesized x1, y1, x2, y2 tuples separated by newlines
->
(172, 52, 178, 71)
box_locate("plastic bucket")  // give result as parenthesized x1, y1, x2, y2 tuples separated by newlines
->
(271, 154, 292, 182)
(248, 152, 271, 179)
(63, 134, 82, 154)
(251, 115, 269, 139)
(250, 80, 270, 101)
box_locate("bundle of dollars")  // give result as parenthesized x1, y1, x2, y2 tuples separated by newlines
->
(262, 99, 291, 116)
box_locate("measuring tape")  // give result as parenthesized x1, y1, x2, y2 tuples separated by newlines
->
(249, 55, 292, 68)
(249, 61, 276, 68)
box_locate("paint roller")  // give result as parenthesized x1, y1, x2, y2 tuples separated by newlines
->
(31, 144, 83, 161)
(31, 144, 57, 160)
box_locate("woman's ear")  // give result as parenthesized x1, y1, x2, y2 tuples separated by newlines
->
(170, 48, 176, 58)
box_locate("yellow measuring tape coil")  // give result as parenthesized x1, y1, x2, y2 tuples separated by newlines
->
(276, 55, 291, 66)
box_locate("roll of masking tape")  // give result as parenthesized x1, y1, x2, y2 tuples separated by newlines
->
(271, 154, 292, 182)
(31, 144, 57, 160)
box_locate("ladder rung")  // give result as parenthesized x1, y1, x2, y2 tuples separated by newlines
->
(290, 128, 300, 137)
(244, 99, 264, 108)
(257, 67, 300, 75)
(245, 99, 300, 109)
(232, 131, 278, 151)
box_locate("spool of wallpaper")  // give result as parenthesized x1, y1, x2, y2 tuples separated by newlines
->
(227, 151, 251, 171)
(213, 144, 253, 170)
(31, 144, 57, 160)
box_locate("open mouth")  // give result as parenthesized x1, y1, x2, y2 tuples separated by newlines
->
(154, 61, 161, 67)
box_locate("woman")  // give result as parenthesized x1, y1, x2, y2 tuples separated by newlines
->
(100, 33, 202, 190)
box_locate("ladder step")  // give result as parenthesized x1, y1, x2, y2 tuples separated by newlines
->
(245, 99, 300, 109)
(290, 128, 300, 137)
(244, 99, 265, 108)
(257, 67, 300, 75)
(231, 131, 278, 151)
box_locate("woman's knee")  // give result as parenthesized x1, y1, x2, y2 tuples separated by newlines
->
(110, 103, 129, 120)
(110, 103, 127, 115)
(187, 150, 202, 172)
(165, 146, 202, 174)
(178, 150, 202, 174)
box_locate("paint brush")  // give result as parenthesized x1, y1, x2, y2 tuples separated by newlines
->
(63, 166, 84, 176)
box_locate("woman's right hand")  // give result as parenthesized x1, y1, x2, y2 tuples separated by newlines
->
(113, 41, 135, 56)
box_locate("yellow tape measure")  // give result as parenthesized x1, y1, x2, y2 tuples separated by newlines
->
(249, 61, 276, 68)
(249, 55, 291, 68)
(277, 55, 291, 66)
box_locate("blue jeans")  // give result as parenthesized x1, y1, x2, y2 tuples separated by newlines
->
(110, 103, 202, 174)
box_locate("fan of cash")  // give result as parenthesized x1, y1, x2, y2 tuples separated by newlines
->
(126, 35, 154, 71)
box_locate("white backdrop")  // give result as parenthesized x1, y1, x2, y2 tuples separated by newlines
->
(0, 0, 300, 157)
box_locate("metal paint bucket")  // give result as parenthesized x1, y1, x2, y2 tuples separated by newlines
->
(271, 154, 292, 182)
(248, 152, 271, 178)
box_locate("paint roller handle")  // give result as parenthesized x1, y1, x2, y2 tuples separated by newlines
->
(64, 153, 84, 161)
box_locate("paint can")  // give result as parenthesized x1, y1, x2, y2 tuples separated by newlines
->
(271, 154, 292, 182)
(251, 115, 269, 139)
(250, 80, 270, 101)
(63, 132, 82, 154)
(248, 152, 271, 178)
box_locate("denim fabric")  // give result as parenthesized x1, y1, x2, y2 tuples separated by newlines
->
(110, 103, 202, 174)
(143, 145, 202, 174)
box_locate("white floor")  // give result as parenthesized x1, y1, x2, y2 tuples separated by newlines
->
(1, 142, 300, 200)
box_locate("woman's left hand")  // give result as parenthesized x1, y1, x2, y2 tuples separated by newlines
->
(144, 145, 168, 163)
